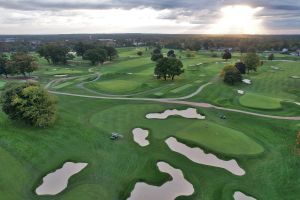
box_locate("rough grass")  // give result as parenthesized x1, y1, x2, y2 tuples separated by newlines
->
(239, 93, 282, 110)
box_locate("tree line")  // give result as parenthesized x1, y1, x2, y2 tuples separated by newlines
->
(37, 42, 118, 65)
(0, 53, 38, 78)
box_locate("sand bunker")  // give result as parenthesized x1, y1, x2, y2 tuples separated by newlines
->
(242, 79, 252, 84)
(165, 137, 245, 176)
(132, 128, 150, 147)
(238, 90, 245, 95)
(127, 162, 194, 200)
(54, 75, 68, 77)
(146, 108, 205, 120)
(234, 192, 256, 200)
(290, 76, 300, 79)
(36, 162, 88, 195)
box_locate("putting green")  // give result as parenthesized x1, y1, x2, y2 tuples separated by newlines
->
(91, 80, 141, 93)
(175, 121, 264, 156)
(239, 93, 282, 110)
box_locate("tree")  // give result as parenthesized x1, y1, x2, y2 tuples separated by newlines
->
(8, 53, 38, 77)
(222, 50, 232, 61)
(235, 62, 246, 74)
(224, 71, 242, 85)
(168, 58, 184, 80)
(151, 48, 163, 62)
(167, 50, 176, 58)
(155, 57, 184, 80)
(1, 83, 57, 127)
(137, 51, 143, 56)
(37, 44, 69, 65)
(268, 53, 274, 61)
(103, 46, 118, 61)
(74, 42, 95, 57)
(221, 65, 242, 85)
(83, 48, 107, 65)
(242, 52, 261, 73)
(0, 54, 9, 78)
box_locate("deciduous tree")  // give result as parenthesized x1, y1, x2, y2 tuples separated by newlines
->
(1, 83, 57, 127)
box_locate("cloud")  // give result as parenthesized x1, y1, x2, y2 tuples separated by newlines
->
(0, 0, 299, 34)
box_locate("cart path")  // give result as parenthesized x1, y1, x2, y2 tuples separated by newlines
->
(49, 90, 300, 121)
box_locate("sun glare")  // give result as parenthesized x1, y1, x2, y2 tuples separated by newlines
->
(208, 5, 264, 34)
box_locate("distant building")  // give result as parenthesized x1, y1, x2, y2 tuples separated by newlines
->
(98, 39, 116, 47)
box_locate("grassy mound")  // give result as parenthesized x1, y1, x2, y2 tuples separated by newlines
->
(175, 121, 264, 156)
(239, 93, 282, 110)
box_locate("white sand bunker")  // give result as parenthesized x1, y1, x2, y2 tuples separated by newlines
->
(146, 108, 205, 120)
(54, 75, 68, 77)
(36, 162, 88, 195)
(237, 90, 245, 95)
(165, 137, 245, 176)
(127, 162, 194, 200)
(132, 128, 150, 147)
(234, 192, 256, 200)
(290, 76, 300, 79)
(242, 79, 252, 84)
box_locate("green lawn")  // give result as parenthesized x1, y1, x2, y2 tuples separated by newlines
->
(91, 80, 141, 93)
(175, 121, 264, 155)
(239, 93, 282, 110)
(0, 49, 300, 200)
(0, 80, 6, 88)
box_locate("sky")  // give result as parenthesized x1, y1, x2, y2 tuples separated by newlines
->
(0, 0, 299, 35)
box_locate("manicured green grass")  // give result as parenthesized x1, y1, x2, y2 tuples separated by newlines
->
(52, 81, 75, 89)
(1, 98, 299, 200)
(175, 121, 264, 155)
(171, 84, 193, 93)
(0, 80, 6, 88)
(91, 80, 140, 93)
(239, 93, 282, 110)
(1, 49, 300, 200)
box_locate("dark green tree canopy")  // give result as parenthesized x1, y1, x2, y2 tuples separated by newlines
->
(0, 54, 9, 77)
(1, 83, 57, 127)
(155, 57, 184, 80)
(83, 48, 108, 65)
(235, 62, 246, 74)
(221, 64, 242, 85)
(151, 48, 163, 62)
(137, 51, 143, 56)
(103, 46, 118, 61)
(7, 53, 38, 77)
(37, 44, 69, 65)
(167, 50, 176, 58)
(222, 50, 232, 61)
(242, 52, 261, 73)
